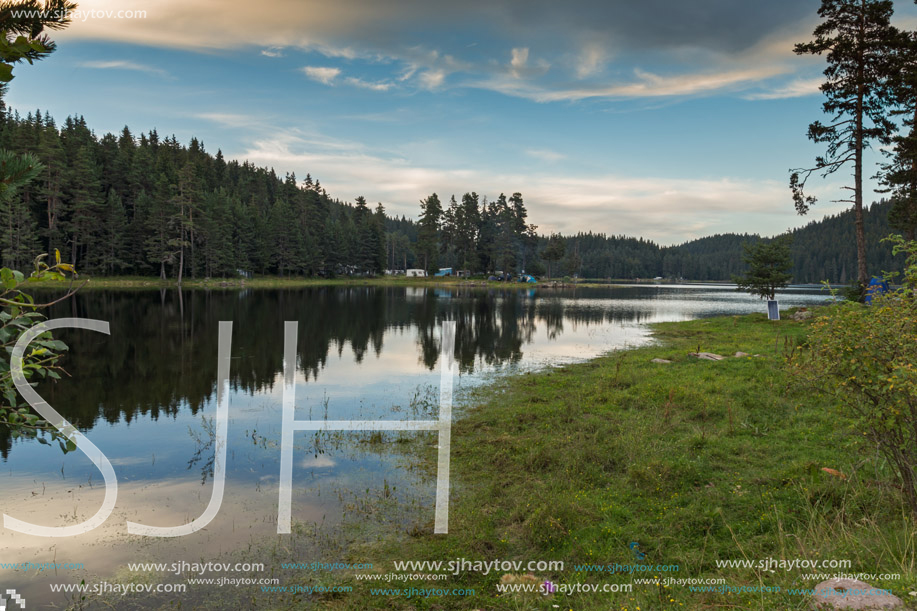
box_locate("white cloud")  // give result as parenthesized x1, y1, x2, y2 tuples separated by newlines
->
(743, 76, 822, 100)
(79, 60, 167, 76)
(525, 148, 566, 162)
(234, 129, 828, 245)
(300, 455, 336, 468)
(195, 113, 257, 128)
(344, 77, 393, 91)
(510, 47, 528, 76)
(397, 65, 419, 81)
(475, 63, 789, 102)
(419, 69, 445, 89)
(59, 0, 828, 104)
(575, 43, 606, 79)
(302, 66, 341, 85)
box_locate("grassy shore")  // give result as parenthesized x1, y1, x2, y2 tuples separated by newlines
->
(302, 308, 915, 610)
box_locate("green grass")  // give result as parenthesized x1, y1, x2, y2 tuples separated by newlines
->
(294, 308, 917, 610)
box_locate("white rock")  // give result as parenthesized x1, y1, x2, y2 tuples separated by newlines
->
(811, 578, 902, 610)
(689, 352, 725, 361)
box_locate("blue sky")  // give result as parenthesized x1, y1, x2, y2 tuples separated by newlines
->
(7, 0, 917, 244)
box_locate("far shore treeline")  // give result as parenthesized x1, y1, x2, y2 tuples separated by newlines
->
(0, 110, 906, 284)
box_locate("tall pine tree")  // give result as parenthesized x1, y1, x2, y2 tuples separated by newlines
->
(790, 0, 899, 289)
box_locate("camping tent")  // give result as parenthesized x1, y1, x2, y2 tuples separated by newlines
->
(864, 277, 890, 304)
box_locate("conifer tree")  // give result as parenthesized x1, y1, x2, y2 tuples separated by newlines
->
(0, 150, 41, 268)
(145, 176, 174, 280)
(878, 28, 917, 240)
(100, 189, 128, 274)
(542, 233, 566, 279)
(790, 0, 899, 289)
(733, 236, 794, 301)
(417, 193, 442, 273)
(64, 146, 103, 268)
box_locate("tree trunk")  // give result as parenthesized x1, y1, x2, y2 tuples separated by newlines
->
(854, 25, 868, 289)
(46, 183, 57, 255)
(178, 204, 185, 285)
(190, 208, 195, 279)
(910, 104, 917, 242)
(177, 245, 184, 285)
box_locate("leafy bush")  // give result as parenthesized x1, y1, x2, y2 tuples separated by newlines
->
(0, 252, 81, 450)
(790, 235, 917, 514)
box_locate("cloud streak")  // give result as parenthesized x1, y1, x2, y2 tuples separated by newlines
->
(525, 148, 566, 162)
(302, 66, 341, 84)
(743, 76, 823, 100)
(344, 77, 394, 91)
(473, 63, 790, 102)
(79, 60, 168, 76)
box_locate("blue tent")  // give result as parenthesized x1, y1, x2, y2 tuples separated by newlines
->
(864, 277, 890, 304)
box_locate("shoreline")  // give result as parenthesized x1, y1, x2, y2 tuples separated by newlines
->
(28, 275, 590, 290)
(26, 274, 826, 292)
(297, 307, 915, 610)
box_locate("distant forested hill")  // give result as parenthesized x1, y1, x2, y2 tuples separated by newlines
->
(785, 200, 904, 283)
(663, 200, 903, 283)
(564, 200, 904, 283)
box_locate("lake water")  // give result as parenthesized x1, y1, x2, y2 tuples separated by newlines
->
(0, 284, 831, 608)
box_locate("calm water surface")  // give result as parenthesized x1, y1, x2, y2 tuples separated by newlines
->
(0, 284, 830, 607)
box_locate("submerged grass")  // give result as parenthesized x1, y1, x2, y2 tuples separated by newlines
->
(310, 308, 917, 610)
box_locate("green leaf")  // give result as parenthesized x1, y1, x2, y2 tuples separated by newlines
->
(0, 268, 15, 290)
(0, 63, 14, 83)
